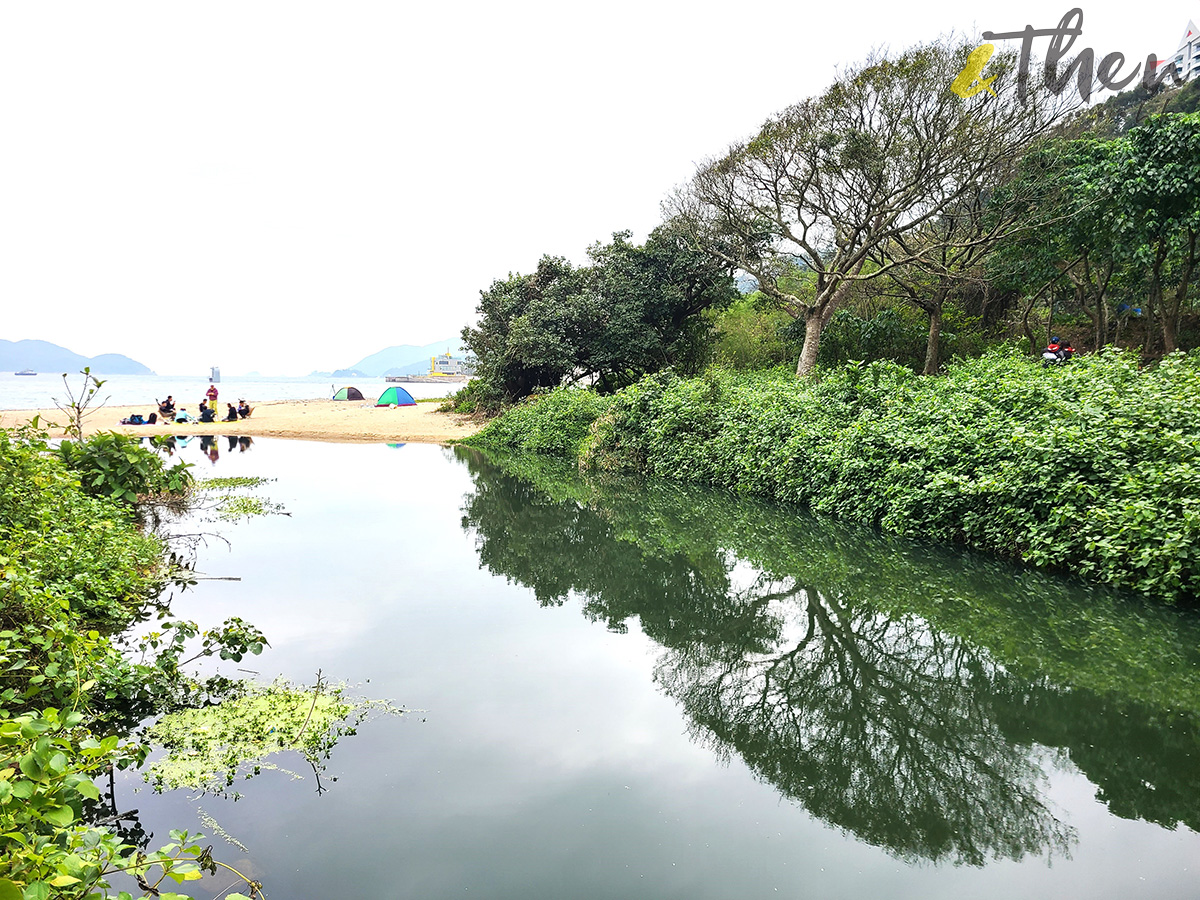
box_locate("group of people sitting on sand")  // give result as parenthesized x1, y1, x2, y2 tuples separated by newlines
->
(120, 392, 253, 426)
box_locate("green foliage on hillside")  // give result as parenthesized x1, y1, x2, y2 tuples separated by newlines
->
(1064, 78, 1200, 137)
(989, 112, 1200, 357)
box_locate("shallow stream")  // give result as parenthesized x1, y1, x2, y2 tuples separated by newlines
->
(116, 437, 1200, 899)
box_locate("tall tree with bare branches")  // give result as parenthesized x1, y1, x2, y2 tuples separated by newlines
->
(671, 39, 1070, 375)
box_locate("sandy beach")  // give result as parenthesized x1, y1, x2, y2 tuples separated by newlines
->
(0, 399, 483, 444)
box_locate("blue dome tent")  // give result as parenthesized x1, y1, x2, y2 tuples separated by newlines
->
(375, 385, 416, 407)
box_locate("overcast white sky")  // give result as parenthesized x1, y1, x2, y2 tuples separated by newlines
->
(0, 2, 1190, 375)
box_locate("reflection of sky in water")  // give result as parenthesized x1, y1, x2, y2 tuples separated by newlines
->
(118, 439, 1200, 900)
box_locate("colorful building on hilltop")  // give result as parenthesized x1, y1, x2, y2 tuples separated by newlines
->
(1168, 20, 1200, 82)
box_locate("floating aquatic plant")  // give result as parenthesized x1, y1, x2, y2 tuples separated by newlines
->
(145, 677, 399, 796)
(198, 476, 289, 521)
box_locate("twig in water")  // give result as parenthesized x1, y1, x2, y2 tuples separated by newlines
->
(293, 669, 323, 746)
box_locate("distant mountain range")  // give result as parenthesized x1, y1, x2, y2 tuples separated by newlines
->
(0, 339, 153, 375)
(315, 338, 467, 379)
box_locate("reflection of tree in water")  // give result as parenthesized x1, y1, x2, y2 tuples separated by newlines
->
(463, 455, 782, 653)
(658, 583, 1071, 865)
(456, 448, 1200, 864)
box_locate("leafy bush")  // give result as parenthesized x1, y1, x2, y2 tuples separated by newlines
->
(710, 297, 798, 370)
(816, 308, 930, 370)
(462, 389, 613, 457)
(1, 432, 167, 628)
(940, 301, 992, 361)
(439, 378, 490, 415)
(478, 347, 1200, 602)
(58, 433, 193, 505)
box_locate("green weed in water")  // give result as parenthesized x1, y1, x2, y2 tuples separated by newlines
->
(146, 678, 401, 796)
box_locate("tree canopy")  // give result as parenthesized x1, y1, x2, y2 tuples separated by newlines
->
(461, 224, 736, 409)
(671, 38, 1071, 374)
(988, 112, 1200, 354)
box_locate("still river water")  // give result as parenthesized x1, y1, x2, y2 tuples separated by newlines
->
(117, 437, 1200, 900)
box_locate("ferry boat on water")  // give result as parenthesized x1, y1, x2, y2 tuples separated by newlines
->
(15, 370, 36, 376)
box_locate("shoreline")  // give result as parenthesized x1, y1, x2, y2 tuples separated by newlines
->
(0, 398, 483, 445)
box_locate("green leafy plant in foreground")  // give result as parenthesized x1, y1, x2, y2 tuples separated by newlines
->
(0, 709, 264, 899)
(0, 615, 272, 898)
(0, 426, 273, 898)
(59, 433, 194, 506)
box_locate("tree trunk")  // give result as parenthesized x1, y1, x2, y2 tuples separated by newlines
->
(795, 271, 861, 377)
(979, 284, 993, 327)
(1162, 289, 1178, 355)
(1163, 230, 1196, 355)
(921, 284, 948, 376)
(1021, 292, 1039, 355)
(1145, 241, 1167, 355)
(796, 308, 824, 377)
(923, 305, 943, 375)
(1094, 259, 1114, 349)
(1075, 282, 1098, 347)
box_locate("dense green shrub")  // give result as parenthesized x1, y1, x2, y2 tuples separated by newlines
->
(710, 297, 798, 370)
(1, 431, 167, 628)
(58, 433, 193, 505)
(816, 308, 930, 370)
(476, 347, 1200, 602)
(463, 388, 613, 458)
(439, 378, 488, 415)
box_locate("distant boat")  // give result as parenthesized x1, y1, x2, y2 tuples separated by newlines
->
(15, 370, 36, 376)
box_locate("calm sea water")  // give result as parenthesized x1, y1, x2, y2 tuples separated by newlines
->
(112, 438, 1200, 900)
(0, 372, 459, 410)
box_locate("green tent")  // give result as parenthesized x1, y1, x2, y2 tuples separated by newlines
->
(375, 385, 416, 407)
(332, 386, 364, 401)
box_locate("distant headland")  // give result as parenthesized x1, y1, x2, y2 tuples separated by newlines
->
(0, 339, 153, 375)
